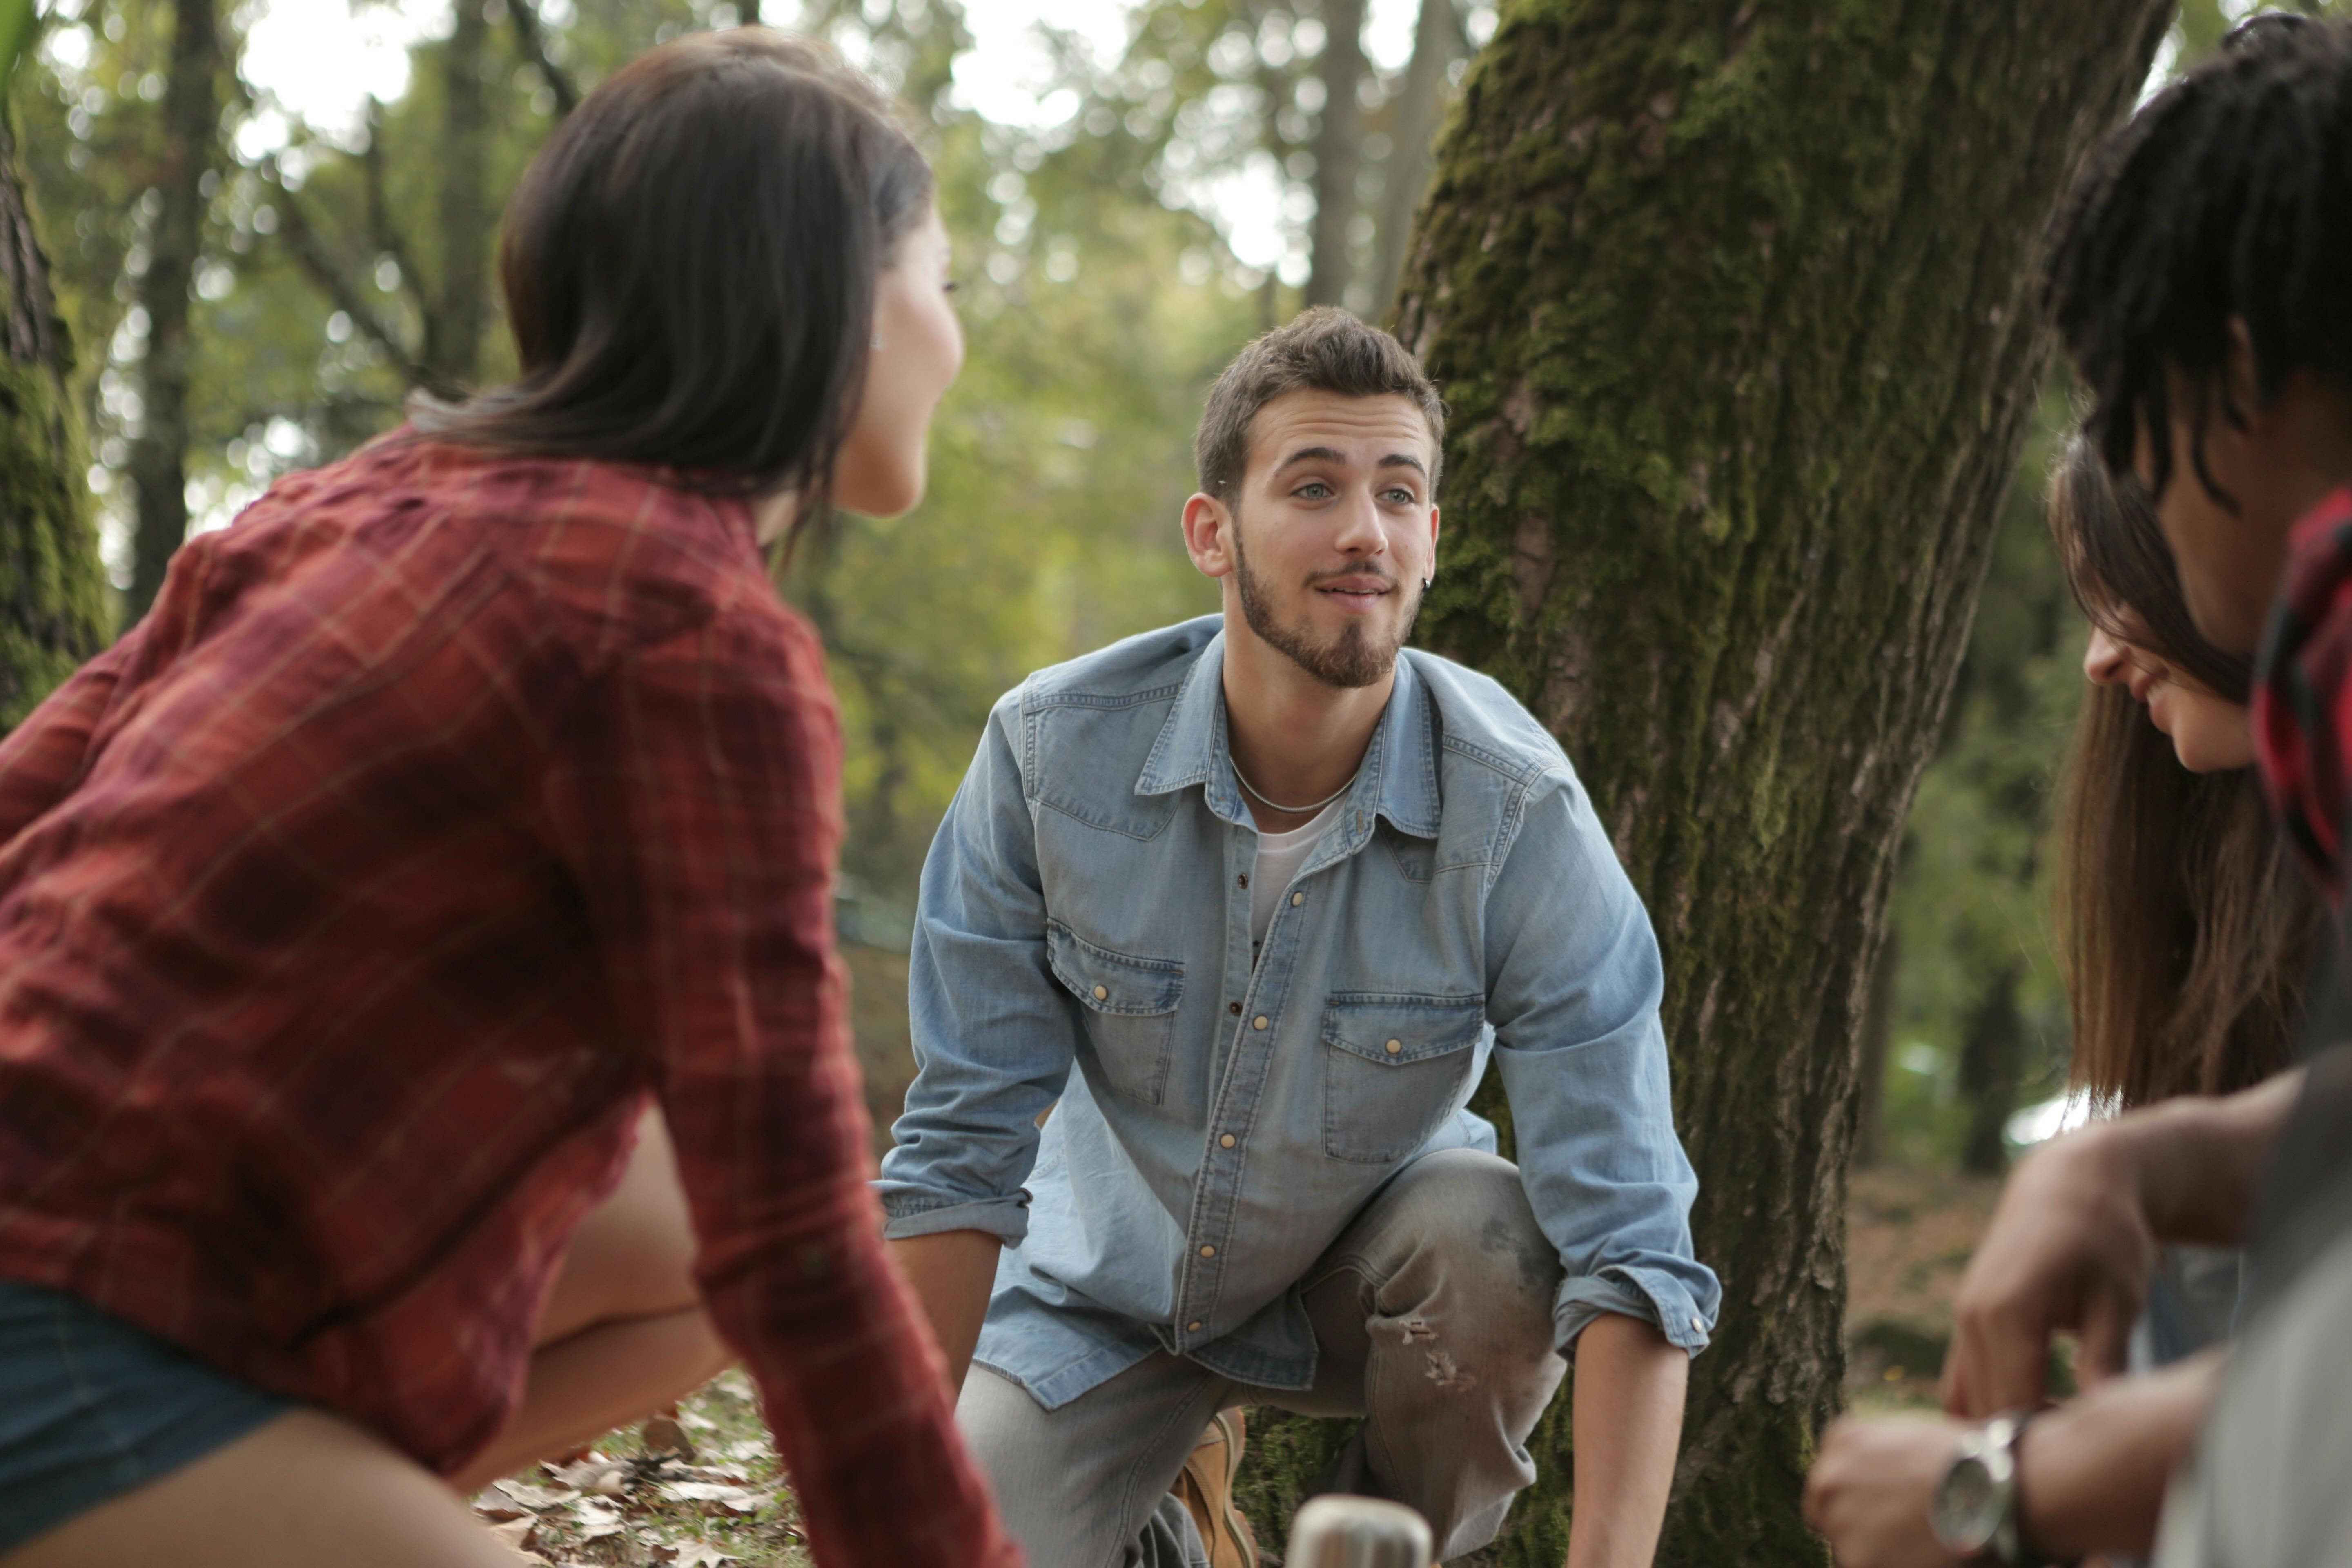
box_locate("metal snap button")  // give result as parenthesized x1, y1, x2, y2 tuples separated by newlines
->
(1384, 1038, 1402, 1054)
(1253, 1016, 1269, 1030)
(1188, 1320, 1203, 1332)
(1691, 1314, 1706, 1332)
(1219, 1134, 1236, 1148)
(1228, 1002, 1242, 1015)
(1290, 892, 1304, 906)
(1199, 1245, 1215, 1258)
(1093, 985, 1108, 1000)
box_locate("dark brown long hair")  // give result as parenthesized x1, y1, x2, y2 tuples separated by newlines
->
(2050, 436, 2321, 1106)
(413, 29, 932, 509)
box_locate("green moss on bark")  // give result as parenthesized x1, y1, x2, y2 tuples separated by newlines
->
(0, 119, 109, 728)
(1238, 2, 2172, 1563)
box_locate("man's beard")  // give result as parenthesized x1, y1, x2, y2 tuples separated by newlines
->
(1231, 524, 1421, 690)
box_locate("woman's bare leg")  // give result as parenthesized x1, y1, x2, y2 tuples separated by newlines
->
(4, 1409, 521, 1568)
(450, 1104, 733, 1492)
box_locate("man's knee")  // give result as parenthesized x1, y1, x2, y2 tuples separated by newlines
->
(1372, 1151, 1563, 1355)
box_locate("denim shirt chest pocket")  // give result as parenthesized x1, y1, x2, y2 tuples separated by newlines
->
(1319, 992, 1486, 1163)
(1047, 921, 1185, 1106)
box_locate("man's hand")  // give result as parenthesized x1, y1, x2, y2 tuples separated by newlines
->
(887, 1230, 1002, 1398)
(1940, 1073, 2299, 1418)
(1941, 1127, 2157, 1417)
(1807, 1354, 2223, 1567)
(1804, 1416, 1966, 1568)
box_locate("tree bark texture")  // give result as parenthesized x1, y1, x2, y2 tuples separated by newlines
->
(125, 0, 217, 621)
(1241, 2, 2172, 1564)
(0, 120, 110, 728)
(434, 0, 492, 390)
(1304, 0, 1366, 309)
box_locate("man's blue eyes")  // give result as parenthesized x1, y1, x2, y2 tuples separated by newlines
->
(1290, 483, 1420, 504)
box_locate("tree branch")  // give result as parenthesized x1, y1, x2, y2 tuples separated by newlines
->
(361, 96, 431, 323)
(507, 0, 580, 118)
(253, 158, 443, 395)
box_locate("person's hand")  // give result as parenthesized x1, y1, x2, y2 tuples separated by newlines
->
(1941, 1125, 2155, 1418)
(1803, 1414, 1966, 1568)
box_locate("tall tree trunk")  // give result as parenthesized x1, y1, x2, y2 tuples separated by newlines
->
(1958, 960, 2024, 1177)
(1303, 0, 1365, 310)
(1853, 920, 1898, 1170)
(434, 0, 491, 390)
(1240, 3, 2172, 1564)
(0, 119, 111, 727)
(1367, 0, 1459, 318)
(124, 0, 217, 621)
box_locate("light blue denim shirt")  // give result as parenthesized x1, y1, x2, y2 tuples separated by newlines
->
(878, 617, 1719, 1410)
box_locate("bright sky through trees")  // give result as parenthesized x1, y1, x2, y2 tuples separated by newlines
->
(215, 0, 1455, 272)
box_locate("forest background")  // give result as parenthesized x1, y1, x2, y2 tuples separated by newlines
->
(0, 0, 2316, 1554)
(12, 0, 2287, 1171)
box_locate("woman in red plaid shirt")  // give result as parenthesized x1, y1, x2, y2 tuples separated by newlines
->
(0, 29, 1016, 1568)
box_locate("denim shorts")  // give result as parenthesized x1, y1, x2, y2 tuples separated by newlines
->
(0, 1279, 291, 1554)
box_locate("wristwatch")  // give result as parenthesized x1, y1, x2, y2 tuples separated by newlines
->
(1928, 1411, 2069, 1566)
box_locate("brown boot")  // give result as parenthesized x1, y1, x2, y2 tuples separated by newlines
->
(1170, 1409, 1260, 1568)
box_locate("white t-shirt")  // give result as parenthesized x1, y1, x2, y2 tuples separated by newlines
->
(1249, 797, 1344, 952)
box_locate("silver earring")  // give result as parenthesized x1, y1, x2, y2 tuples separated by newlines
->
(1423, 574, 1434, 589)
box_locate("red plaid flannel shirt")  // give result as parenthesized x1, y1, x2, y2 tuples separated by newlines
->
(0, 434, 1016, 1568)
(2256, 485, 2352, 907)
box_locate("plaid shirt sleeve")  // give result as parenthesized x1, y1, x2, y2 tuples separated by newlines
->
(539, 597, 1019, 1568)
(0, 633, 137, 843)
(2255, 485, 2352, 906)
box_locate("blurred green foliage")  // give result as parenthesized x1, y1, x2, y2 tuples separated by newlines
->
(13, 0, 1486, 915)
(25, 0, 2348, 1171)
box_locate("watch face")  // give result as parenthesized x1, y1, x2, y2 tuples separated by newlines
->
(1931, 1456, 2005, 1553)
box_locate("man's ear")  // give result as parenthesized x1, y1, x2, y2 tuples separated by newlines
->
(1182, 492, 1237, 580)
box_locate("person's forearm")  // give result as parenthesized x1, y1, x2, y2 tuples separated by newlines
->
(887, 1229, 1002, 1396)
(2017, 1351, 2223, 1559)
(1566, 1314, 1688, 1568)
(2118, 1071, 2303, 1247)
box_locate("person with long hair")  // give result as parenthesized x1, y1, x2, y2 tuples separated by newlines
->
(2051, 436, 2321, 1123)
(0, 30, 1013, 1568)
(2051, 437, 2323, 1368)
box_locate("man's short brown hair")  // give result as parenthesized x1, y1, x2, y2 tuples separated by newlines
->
(1193, 307, 1445, 504)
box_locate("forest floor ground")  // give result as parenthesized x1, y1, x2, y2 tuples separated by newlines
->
(471, 1144, 2002, 1564)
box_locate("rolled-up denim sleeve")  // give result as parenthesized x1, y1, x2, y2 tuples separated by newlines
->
(876, 691, 1076, 1246)
(1484, 769, 1722, 1356)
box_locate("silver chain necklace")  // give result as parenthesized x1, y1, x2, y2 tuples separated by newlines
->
(1229, 756, 1358, 815)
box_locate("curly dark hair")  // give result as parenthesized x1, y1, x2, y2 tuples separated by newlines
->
(2045, 13, 2352, 503)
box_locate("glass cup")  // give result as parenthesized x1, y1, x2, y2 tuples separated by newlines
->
(1285, 1496, 1433, 1568)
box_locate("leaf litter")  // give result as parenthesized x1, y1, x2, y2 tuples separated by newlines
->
(469, 1373, 810, 1567)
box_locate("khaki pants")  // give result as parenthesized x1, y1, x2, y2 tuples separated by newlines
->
(958, 1149, 1569, 1568)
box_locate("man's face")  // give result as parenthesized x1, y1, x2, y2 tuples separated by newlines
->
(2137, 400, 2282, 660)
(2135, 345, 2352, 659)
(1185, 390, 1440, 690)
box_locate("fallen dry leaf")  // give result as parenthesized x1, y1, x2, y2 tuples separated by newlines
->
(493, 1480, 577, 1511)
(673, 1544, 737, 1568)
(658, 1481, 771, 1515)
(487, 1517, 539, 1552)
(573, 1498, 627, 1540)
(641, 1414, 697, 1461)
(550, 1454, 621, 1491)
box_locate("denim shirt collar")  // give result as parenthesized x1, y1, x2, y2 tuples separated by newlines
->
(1134, 628, 1441, 842)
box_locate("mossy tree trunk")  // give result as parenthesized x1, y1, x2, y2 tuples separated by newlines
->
(0, 117, 110, 729)
(1239, 2, 2171, 1564)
